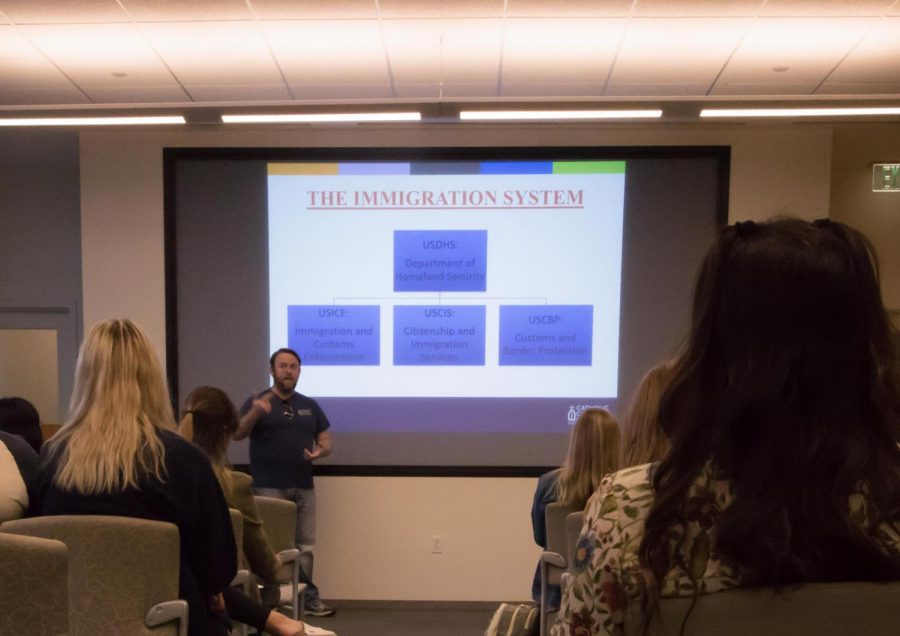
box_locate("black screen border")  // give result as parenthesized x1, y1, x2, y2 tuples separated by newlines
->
(164, 145, 730, 477)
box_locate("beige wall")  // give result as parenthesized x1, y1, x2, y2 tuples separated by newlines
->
(830, 123, 900, 313)
(78, 121, 860, 601)
(0, 329, 59, 422)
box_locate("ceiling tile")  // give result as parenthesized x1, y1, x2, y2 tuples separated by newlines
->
(506, 0, 633, 17)
(709, 81, 821, 95)
(139, 21, 284, 86)
(502, 18, 625, 85)
(0, 86, 90, 105)
(610, 18, 750, 86)
(290, 83, 395, 100)
(0, 0, 128, 24)
(84, 85, 191, 103)
(19, 23, 179, 88)
(438, 82, 501, 98)
(716, 17, 874, 88)
(818, 81, 900, 93)
(632, 0, 764, 17)
(605, 82, 715, 96)
(823, 18, 900, 83)
(184, 84, 292, 102)
(382, 18, 502, 84)
(0, 25, 76, 88)
(501, 82, 605, 97)
(760, 0, 896, 17)
(378, 0, 504, 18)
(248, 0, 378, 20)
(261, 20, 390, 85)
(118, 0, 252, 22)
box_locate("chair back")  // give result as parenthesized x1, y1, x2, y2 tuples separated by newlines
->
(0, 532, 69, 635)
(1, 515, 184, 636)
(545, 502, 578, 586)
(564, 511, 584, 575)
(253, 495, 297, 553)
(253, 495, 306, 619)
(625, 581, 900, 636)
(227, 509, 251, 636)
(228, 508, 246, 570)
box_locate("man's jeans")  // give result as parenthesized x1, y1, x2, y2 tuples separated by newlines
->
(253, 487, 320, 603)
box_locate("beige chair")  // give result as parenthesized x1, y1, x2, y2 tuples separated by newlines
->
(253, 495, 305, 620)
(625, 581, 900, 636)
(228, 508, 251, 636)
(1, 515, 188, 636)
(0, 532, 69, 635)
(540, 502, 579, 636)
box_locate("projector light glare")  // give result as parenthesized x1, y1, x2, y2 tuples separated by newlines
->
(222, 112, 422, 124)
(0, 116, 186, 126)
(459, 109, 663, 121)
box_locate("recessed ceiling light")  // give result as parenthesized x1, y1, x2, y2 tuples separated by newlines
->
(221, 112, 422, 123)
(700, 107, 900, 118)
(0, 115, 186, 126)
(459, 109, 663, 121)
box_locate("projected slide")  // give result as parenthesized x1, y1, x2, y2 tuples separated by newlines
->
(268, 160, 625, 432)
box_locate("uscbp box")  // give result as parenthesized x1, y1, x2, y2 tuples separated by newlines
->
(499, 305, 593, 366)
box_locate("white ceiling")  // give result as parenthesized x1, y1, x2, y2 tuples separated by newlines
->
(1, 0, 900, 111)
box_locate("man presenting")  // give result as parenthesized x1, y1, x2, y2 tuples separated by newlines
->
(236, 347, 335, 617)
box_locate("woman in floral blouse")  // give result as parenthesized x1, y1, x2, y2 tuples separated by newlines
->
(554, 219, 900, 635)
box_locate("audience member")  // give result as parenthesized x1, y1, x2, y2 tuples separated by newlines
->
(621, 360, 676, 467)
(32, 318, 237, 636)
(179, 385, 309, 636)
(0, 396, 43, 453)
(0, 430, 38, 522)
(532, 408, 622, 609)
(554, 219, 900, 635)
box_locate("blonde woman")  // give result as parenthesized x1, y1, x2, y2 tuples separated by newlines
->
(531, 408, 622, 608)
(34, 319, 236, 636)
(621, 360, 676, 467)
(179, 385, 309, 636)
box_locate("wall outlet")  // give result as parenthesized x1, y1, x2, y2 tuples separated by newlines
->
(431, 534, 443, 553)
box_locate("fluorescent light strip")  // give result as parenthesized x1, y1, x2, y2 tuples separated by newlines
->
(701, 107, 900, 118)
(222, 112, 421, 124)
(459, 109, 663, 121)
(0, 115, 185, 126)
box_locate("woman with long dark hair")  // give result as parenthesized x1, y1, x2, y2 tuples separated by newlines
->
(554, 219, 900, 635)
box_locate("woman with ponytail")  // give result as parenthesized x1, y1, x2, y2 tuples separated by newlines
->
(180, 385, 309, 636)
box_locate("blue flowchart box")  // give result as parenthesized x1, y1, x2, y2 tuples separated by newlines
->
(499, 305, 593, 366)
(394, 230, 487, 292)
(287, 305, 380, 365)
(394, 305, 486, 366)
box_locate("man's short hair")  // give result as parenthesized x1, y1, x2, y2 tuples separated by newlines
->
(270, 348, 301, 368)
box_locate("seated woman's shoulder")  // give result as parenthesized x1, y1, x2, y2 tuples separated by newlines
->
(157, 428, 212, 463)
(607, 462, 654, 489)
(585, 462, 655, 514)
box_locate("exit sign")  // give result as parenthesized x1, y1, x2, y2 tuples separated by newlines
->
(872, 163, 900, 192)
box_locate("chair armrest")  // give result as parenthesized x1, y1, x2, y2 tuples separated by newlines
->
(146, 599, 189, 636)
(232, 569, 252, 592)
(277, 548, 300, 564)
(541, 551, 566, 569)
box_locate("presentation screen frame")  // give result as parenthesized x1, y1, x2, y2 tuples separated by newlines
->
(164, 145, 730, 477)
